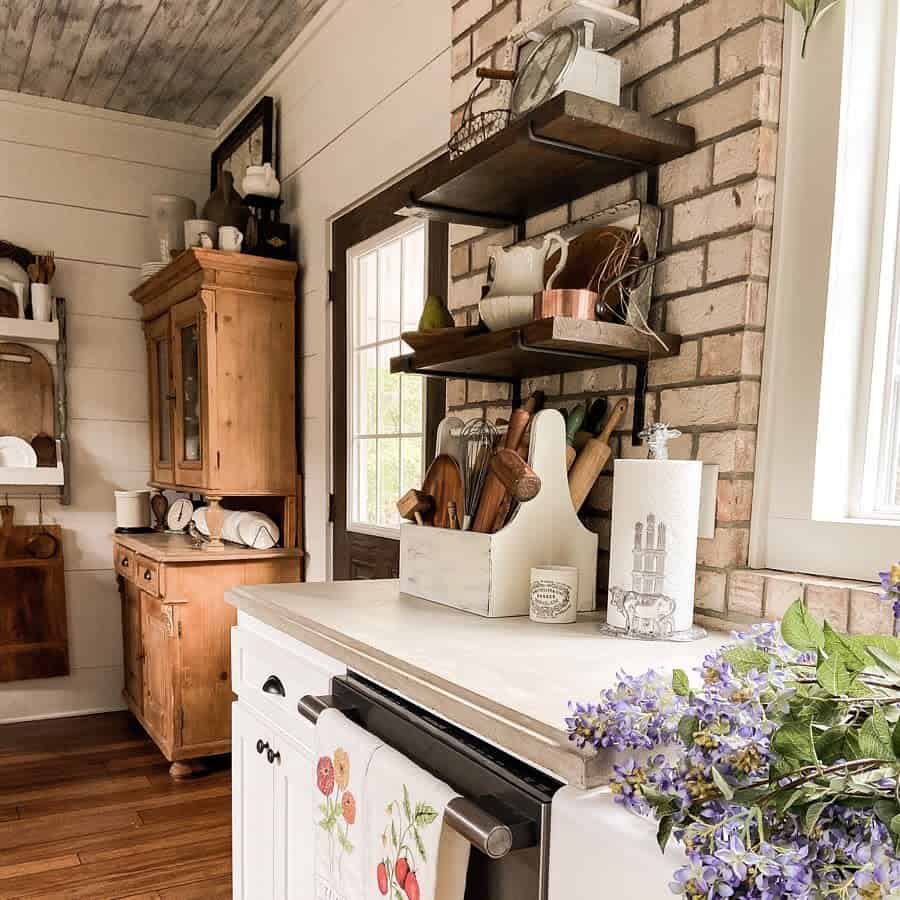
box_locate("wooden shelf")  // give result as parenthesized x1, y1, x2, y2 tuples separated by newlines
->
(391, 317, 679, 381)
(396, 92, 695, 228)
(0, 318, 59, 344)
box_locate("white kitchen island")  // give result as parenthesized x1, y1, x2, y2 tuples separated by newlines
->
(227, 579, 728, 899)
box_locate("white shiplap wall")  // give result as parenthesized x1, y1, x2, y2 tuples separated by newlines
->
(0, 92, 214, 722)
(221, 0, 451, 580)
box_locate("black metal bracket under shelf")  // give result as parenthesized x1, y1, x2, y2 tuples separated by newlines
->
(412, 332, 649, 446)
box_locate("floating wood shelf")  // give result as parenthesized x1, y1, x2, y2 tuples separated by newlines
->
(397, 92, 695, 229)
(391, 318, 680, 443)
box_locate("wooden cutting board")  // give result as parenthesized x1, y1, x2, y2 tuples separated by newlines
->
(0, 342, 54, 442)
(421, 454, 464, 529)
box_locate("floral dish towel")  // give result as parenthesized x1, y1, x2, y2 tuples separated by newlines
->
(314, 708, 384, 900)
(365, 744, 470, 900)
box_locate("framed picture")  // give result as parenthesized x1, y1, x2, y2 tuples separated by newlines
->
(210, 96, 275, 196)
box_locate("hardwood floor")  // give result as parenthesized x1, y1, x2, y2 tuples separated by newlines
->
(0, 712, 232, 899)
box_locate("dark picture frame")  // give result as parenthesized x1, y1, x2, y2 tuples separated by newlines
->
(210, 96, 276, 195)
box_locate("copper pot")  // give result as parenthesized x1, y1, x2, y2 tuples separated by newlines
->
(535, 288, 600, 321)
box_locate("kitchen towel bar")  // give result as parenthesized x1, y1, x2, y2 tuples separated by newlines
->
(298, 693, 515, 859)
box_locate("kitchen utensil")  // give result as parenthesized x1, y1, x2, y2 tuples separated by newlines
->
(30, 284, 52, 321)
(0, 436, 37, 468)
(473, 401, 536, 533)
(515, 390, 546, 459)
(530, 565, 579, 624)
(565, 403, 586, 469)
(11, 282, 25, 318)
(535, 288, 600, 321)
(459, 419, 499, 531)
(148, 194, 196, 262)
(30, 434, 56, 467)
(510, 25, 621, 118)
(397, 489, 434, 526)
(151, 493, 169, 532)
(184, 219, 219, 249)
(0, 343, 55, 443)
(0, 288, 17, 318)
(219, 226, 244, 253)
(25, 495, 59, 560)
(241, 163, 281, 199)
(421, 455, 465, 530)
(400, 325, 483, 351)
(574, 397, 609, 450)
(568, 398, 628, 512)
(478, 294, 535, 332)
(114, 490, 151, 530)
(447, 500, 460, 530)
(489, 449, 541, 502)
(435, 416, 464, 466)
(447, 66, 515, 159)
(485, 232, 569, 298)
(167, 497, 194, 532)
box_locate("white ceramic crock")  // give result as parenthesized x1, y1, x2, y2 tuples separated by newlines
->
(114, 490, 151, 529)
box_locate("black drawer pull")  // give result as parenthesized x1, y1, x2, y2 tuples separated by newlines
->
(262, 675, 286, 697)
(121, 558, 129, 568)
(256, 739, 269, 755)
(267, 748, 281, 765)
(143, 570, 152, 581)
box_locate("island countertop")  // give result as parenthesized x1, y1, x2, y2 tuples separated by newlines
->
(227, 579, 728, 787)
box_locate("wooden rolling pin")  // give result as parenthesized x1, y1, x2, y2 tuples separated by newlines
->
(397, 489, 434, 526)
(472, 392, 541, 533)
(573, 398, 609, 451)
(565, 403, 585, 470)
(489, 449, 541, 502)
(568, 399, 628, 513)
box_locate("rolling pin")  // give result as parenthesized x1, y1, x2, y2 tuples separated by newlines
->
(397, 489, 434, 526)
(472, 392, 541, 533)
(514, 390, 545, 459)
(489, 449, 541, 502)
(565, 403, 586, 470)
(573, 398, 609, 451)
(568, 399, 629, 513)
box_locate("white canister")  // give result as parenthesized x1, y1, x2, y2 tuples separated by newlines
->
(114, 490, 151, 530)
(184, 219, 219, 249)
(148, 194, 196, 262)
(530, 566, 579, 624)
(30, 283, 53, 322)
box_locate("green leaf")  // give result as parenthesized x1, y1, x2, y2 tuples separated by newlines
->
(801, 801, 829, 835)
(677, 715, 699, 748)
(722, 646, 776, 676)
(753, 805, 766, 843)
(391, 818, 398, 848)
(823, 622, 870, 673)
(394, 889, 404, 900)
(657, 815, 673, 853)
(890, 814, 900, 839)
(337, 829, 354, 853)
(771, 787, 806, 815)
(859, 706, 896, 760)
(733, 784, 770, 805)
(868, 646, 900, 677)
(402, 784, 412, 821)
(672, 668, 690, 697)
(413, 826, 427, 862)
(710, 766, 734, 801)
(817, 655, 853, 696)
(781, 599, 825, 652)
(815, 726, 848, 764)
(892, 719, 900, 758)
(772, 722, 818, 764)
(641, 786, 677, 817)
(875, 800, 900, 826)
(414, 802, 439, 827)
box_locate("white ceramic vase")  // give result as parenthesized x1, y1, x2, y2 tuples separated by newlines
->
(30, 283, 52, 322)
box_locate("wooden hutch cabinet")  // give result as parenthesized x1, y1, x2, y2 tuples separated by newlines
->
(115, 249, 302, 778)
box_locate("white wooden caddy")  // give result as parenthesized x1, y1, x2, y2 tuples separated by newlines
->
(400, 409, 599, 617)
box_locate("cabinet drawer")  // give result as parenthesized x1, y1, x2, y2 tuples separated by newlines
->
(232, 625, 344, 750)
(114, 545, 136, 582)
(136, 556, 160, 597)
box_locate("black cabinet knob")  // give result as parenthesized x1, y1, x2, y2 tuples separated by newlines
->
(262, 675, 286, 697)
(267, 748, 281, 765)
(143, 570, 152, 581)
(256, 739, 269, 755)
(121, 558, 129, 567)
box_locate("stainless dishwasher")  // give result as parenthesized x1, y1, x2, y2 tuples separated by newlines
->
(300, 672, 562, 900)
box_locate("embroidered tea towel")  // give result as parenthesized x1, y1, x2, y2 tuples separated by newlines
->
(365, 744, 471, 900)
(314, 708, 384, 900)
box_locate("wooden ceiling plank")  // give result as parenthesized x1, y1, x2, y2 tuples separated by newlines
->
(20, 0, 99, 99)
(0, 1, 42, 91)
(147, 0, 277, 123)
(189, 0, 326, 127)
(105, 0, 223, 117)
(65, 0, 162, 107)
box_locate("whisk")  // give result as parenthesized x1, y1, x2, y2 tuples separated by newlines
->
(459, 419, 498, 531)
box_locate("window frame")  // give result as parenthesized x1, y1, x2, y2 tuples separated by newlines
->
(345, 218, 429, 540)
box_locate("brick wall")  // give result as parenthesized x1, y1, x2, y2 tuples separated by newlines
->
(447, 0, 796, 627)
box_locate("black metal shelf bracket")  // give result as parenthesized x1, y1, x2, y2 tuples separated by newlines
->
(525, 122, 649, 170)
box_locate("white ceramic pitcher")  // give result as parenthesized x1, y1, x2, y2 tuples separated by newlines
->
(485, 232, 570, 298)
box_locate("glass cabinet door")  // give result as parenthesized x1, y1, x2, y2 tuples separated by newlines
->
(172, 297, 208, 488)
(147, 315, 175, 485)
(179, 321, 201, 464)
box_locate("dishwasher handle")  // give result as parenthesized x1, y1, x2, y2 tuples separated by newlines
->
(297, 693, 515, 859)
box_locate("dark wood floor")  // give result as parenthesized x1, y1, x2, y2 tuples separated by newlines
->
(0, 712, 232, 899)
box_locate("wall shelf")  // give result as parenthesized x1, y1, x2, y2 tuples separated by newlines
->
(391, 317, 680, 442)
(0, 318, 59, 345)
(396, 92, 695, 229)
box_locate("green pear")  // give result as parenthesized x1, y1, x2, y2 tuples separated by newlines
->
(418, 294, 454, 331)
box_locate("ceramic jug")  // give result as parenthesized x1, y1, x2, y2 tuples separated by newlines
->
(242, 163, 281, 199)
(485, 232, 570, 298)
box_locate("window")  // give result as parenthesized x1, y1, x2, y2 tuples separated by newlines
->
(347, 220, 427, 537)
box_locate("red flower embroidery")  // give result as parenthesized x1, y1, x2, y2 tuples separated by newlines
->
(342, 791, 357, 824)
(317, 756, 335, 796)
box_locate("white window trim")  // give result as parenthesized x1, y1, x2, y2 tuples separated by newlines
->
(751, 0, 900, 581)
(345, 218, 428, 541)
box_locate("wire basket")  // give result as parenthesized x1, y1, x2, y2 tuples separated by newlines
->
(449, 67, 516, 159)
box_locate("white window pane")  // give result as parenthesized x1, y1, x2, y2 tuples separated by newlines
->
(358, 252, 377, 346)
(402, 227, 426, 331)
(378, 241, 402, 340)
(378, 342, 401, 434)
(401, 437, 423, 498)
(355, 347, 377, 436)
(354, 438, 377, 525)
(400, 373, 424, 434)
(378, 438, 401, 527)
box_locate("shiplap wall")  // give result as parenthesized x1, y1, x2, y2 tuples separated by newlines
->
(221, 0, 451, 579)
(0, 91, 214, 722)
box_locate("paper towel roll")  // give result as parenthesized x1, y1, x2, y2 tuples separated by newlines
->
(607, 459, 703, 637)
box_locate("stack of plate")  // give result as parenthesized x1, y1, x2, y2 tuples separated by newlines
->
(139, 262, 167, 283)
(0, 436, 37, 468)
(191, 507, 281, 550)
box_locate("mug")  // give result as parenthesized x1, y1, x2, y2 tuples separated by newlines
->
(184, 219, 218, 249)
(219, 226, 244, 253)
(530, 566, 579, 624)
(30, 283, 52, 322)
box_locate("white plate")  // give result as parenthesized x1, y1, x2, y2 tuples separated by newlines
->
(238, 513, 279, 550)
(0, 436, 37, 468)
